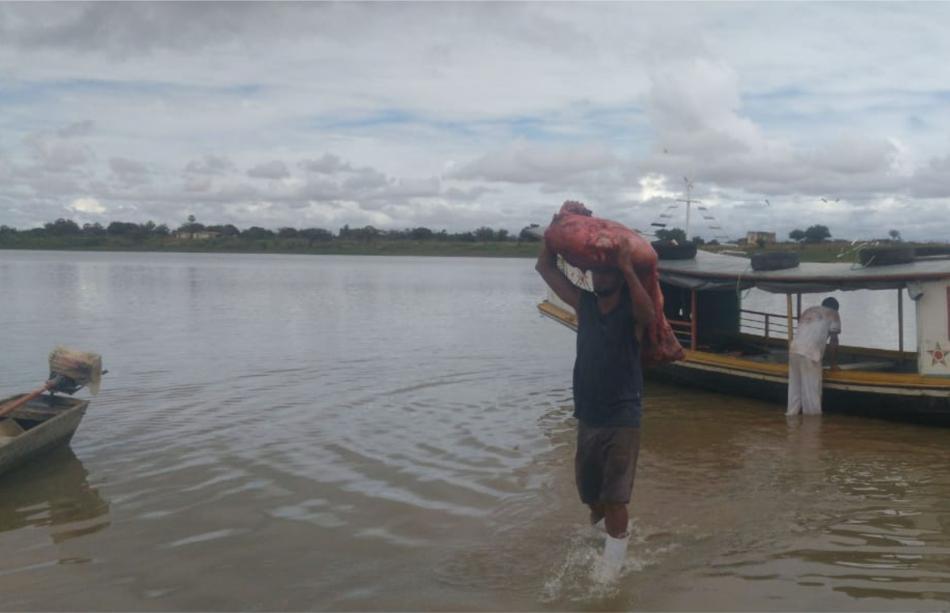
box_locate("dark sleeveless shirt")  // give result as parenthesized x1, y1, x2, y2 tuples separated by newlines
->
(572, 290, 644, 427)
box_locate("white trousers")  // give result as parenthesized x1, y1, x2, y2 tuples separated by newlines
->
(787, 353, 823, 415)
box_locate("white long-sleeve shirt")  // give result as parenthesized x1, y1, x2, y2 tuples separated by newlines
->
(790, 306, 841, 363)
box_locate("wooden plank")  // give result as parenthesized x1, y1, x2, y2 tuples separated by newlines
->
(837, 361, 894, 371)
(737, 332, 914, 358)
(536, 300, 946, 389)
(538, 301, 577, 330)
(685, 349, 950, 388)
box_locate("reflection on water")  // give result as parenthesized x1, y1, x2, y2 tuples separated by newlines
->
(0, 445, 110, 584)
(0, 251, 949, 611)
(0, 446, 110, 544)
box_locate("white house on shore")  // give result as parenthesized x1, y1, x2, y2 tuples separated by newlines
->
(746, 231, 776, 245)
(174, 230, 221, 240)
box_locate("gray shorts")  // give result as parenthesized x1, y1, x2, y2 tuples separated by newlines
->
(575, 422, 641, 505)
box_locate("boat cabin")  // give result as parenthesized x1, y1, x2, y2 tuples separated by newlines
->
(656, 251, 950, 372)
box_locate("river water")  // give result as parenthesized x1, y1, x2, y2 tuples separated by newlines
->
(1, 251, 949, 611)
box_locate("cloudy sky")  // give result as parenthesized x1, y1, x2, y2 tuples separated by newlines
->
(2, 2, 950, 240)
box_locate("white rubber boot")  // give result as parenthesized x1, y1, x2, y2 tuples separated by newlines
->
(593, 532, 629, 582)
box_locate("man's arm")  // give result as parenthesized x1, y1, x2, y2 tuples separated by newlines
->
(617, 242, 656, 330)
(535, 242, 581, 311)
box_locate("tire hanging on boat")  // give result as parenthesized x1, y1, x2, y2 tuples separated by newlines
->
(751, 251, 800, 271)
(543, 201, 686, 366)
(652, 241, 698, 260)
(859, 246, 916, 267)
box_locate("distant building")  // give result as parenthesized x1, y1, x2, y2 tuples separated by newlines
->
(175, 230, 221, 240)
(746, 231, 776, 245)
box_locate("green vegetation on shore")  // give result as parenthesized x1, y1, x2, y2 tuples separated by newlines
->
(0, 233, 546, 258)
(0, 218, 544, 258)
(1, 218, 942, 262)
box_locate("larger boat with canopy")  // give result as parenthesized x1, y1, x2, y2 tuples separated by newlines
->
(538, 249, 950, 423)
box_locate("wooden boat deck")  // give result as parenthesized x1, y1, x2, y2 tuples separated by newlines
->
(538, 299, 950, 392)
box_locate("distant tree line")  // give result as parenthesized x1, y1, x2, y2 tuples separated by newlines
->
(0, 216, 534, 244)
(1, 219, 740, 247)
(788, 225, 832, 243)
(654, 228, 719, 246)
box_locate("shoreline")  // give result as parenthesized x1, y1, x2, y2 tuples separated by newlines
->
(1, 240, 942, 263)
(0, 240, 544, 258)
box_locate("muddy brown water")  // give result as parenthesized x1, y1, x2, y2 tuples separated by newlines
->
(1, 251, 948, 611)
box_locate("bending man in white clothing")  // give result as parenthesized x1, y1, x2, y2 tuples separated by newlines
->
(787, 297, 841, 415)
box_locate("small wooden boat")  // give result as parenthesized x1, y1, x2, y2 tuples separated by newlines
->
(0, 394, 89, 478)
(538, 249, 950, 424)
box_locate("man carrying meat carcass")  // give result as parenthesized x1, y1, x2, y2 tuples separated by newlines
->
(535, 231, 656, 580)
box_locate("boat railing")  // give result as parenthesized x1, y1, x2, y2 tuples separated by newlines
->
(669, 318, 694, 349)
(740, 308, 796, 340)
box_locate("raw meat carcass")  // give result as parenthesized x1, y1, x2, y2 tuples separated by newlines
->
(544, 201, 685, 365)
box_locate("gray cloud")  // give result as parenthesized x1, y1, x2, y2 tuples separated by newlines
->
(366, 177, 442, 203)
(635, 55, 918, 203)
(0, 3, 324, 55)
(184, 154, 236, 176)
(247, 160, 290, 180)
(25, 134, 92, 173)
(297, 178, 344, 202)
(2, 4, 950, 238)
(342, 167, 389, 191)
(908, 154, 950, 199)
(109, 156, 150, 186)
(56, 120, 96, 138)
(452, 141, 618, 184)
(183, 175, 212, 193)
(443, 185, 496, 202)
(299, 154, 352, 175)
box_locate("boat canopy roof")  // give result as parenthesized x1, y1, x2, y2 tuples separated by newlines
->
(660, 251, 950, 293)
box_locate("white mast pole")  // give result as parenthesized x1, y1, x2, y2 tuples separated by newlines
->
(685, 198, 691, 240)
(678, 177, 695, 241)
